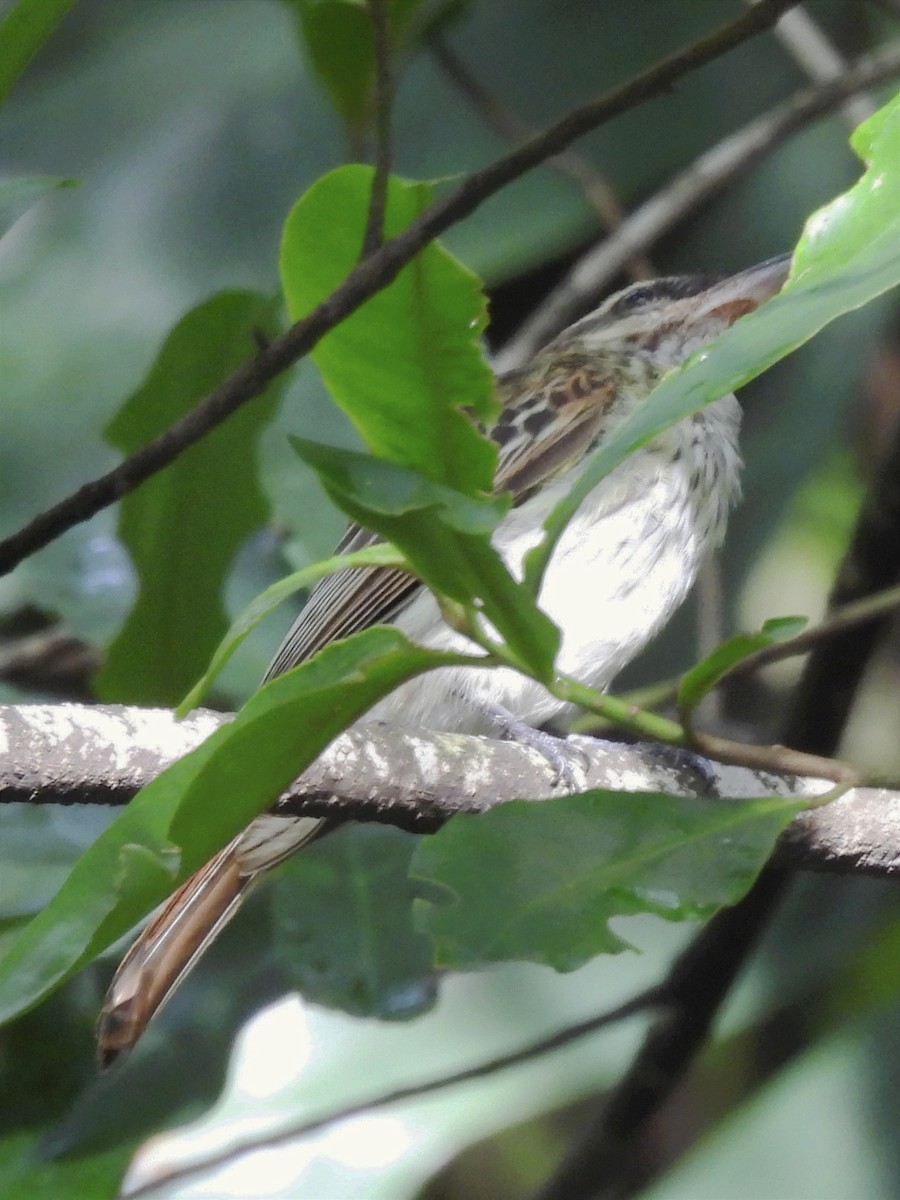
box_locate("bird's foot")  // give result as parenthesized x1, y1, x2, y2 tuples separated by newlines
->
(646, 743, 720, 796)
(480, 703, 589, 789)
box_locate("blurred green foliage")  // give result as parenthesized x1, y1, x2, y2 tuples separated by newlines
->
(1, 2, 899, 1198)
(95, 290, 285, 704)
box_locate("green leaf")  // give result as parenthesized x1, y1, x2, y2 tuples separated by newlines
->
(412, 790, 804, 971)
(178, 540, 408, 713)
(525, 91, 900, 595)
(95, 291, 284, 706)
(678, 615, 808, 712)
(293, 437, 561, 679)
(0, 628, 466, 1025)
(0, 1134, 127, 1200)
(0, 175, 76, 240)
(280, 164, 496, 495)
(287, 1, 376, 133)
(273, 824, 434, 1019)
(0, 0, 79, 106)
(286, 0, 432, 134)
(293, 438, 507, 537)
(796, 89, 900, 292)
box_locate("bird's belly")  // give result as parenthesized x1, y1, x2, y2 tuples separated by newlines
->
(368, 460, 723, 735)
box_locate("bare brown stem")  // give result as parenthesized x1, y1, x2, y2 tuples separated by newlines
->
(122, 986, 663, 1200)
(724, 581, 900, 680)
(360, 0, 393, 258)
(431, 37, 654, 280)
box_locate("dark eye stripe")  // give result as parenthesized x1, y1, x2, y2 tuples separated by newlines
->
(614, 284, 658, 313)
(610, 274, 724, 318)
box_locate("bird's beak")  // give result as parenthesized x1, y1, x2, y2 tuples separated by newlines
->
(731, 252, 793, 302)
(700, 253, 792, 324)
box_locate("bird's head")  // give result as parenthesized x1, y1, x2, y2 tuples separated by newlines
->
(550, 253, 791, 379)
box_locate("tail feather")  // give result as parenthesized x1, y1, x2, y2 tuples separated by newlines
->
(97, 846, 248, 1068)
(97, 813, 325, 1068)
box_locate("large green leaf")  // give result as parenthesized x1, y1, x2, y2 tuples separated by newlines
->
(525, 91, 900, 594)
(280, 164, 497, 495)
(293, 437, 560, 679)
(413, 790, 804, 971)
(273, 824, 434, 1019)
(0, 629, 467, 1025)
(95, 291, 284, 705)
(0, 0, 79, 106)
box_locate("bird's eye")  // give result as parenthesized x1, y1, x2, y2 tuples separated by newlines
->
(610, 284, 659, 316)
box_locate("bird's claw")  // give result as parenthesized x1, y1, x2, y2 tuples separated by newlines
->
(481, 704, 588, 789)
(648, 743, 720, 796)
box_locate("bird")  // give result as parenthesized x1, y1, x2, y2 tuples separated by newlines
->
(97, 254, 790, 1067)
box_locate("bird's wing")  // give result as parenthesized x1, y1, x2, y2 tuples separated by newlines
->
(491, 355, 617, 501)
(266, 355, 616, 679)
(263, 522, 418, 679)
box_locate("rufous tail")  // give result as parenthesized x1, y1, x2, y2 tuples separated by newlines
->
(96, 844, 250, 1068)
(97, 813, 325, 1068)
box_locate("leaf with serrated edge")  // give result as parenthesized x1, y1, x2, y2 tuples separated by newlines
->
(280, 165, 496, 495)
(413, 791, 804, 972)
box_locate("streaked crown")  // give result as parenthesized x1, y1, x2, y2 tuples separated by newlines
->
(547, 254, 791, 376)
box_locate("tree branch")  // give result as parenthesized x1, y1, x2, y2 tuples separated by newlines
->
(0, 0, 798, 578)
(754, 0, 879, 129)
(2, 702, 898, 878)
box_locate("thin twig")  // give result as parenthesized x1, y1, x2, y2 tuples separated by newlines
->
(360, 0, 393, 258)
(752, 0, 877, 128)
(724, 581, 900, 681)
(691, 728, 860, 784)
(431, 37, 653, 281)
(496, 39, 900, 369)
(577, 576, 900, 736)
(122, 985, 664, 1200)
(0, 0, 798, 578)
(554, 671, 862, 785)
